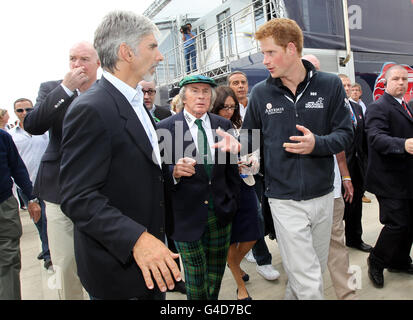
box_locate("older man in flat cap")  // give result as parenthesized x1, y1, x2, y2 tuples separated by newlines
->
(157, 75, 240, 300)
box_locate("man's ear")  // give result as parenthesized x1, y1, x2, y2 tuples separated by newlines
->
(286, 42, 297, 55)
(119, 43, 134, 62)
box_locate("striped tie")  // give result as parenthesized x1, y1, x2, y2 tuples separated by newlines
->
(402, 101, 412, 118)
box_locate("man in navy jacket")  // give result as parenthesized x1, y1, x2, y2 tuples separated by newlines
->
(0, 129, 40, 299)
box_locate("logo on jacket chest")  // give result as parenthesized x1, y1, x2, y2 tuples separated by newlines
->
(265, 103, 284, 115)
(305, 97, 325, 109)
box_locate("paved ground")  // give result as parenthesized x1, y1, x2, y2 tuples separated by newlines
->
(19, 192, 412, 300)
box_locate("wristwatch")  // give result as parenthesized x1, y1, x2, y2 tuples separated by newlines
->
(29, 198, 40, 204)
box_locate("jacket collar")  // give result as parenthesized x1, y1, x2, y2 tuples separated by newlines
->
(99, 77, 160, 168)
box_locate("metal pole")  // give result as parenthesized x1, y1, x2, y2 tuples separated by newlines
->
(340, 0, 351, 66)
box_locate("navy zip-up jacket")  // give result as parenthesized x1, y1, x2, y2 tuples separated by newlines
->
(0, 129, 33, 203)
(241, 60, 353, 200)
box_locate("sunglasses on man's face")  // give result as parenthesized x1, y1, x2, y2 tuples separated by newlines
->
(142, 89, 156, 96)
(15, 108, 34, 113)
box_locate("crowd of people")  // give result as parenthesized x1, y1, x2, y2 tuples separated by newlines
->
(0, 11, 412, 301)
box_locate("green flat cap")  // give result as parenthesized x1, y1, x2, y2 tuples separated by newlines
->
(179, 75, 217, 88)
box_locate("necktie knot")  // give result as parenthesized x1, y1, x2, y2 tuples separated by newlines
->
(195, 118, 203, 128)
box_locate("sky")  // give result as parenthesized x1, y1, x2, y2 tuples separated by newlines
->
(0, 0, 223, 123)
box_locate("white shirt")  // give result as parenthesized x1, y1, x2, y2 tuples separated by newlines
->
(333, 155, 341, 199)
(183, 109, 215, 159)
(148, 104, 156, 116)
(61, 83, 80, 97)
(9, 124, 49, 184)
(103, 71, 162, 168)
(350, 98, 367, 115)
(239, 103, 247, 121)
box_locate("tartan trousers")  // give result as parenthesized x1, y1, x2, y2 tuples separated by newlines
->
(174, 209, 232, 300)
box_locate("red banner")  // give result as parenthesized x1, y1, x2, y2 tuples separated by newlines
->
(373, 62, 413, 102)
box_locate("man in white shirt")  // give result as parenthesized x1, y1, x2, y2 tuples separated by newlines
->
(59, 11, 181, 300)
(228, 71, 249, 119)
(350, 83, 367, 115)
(350, 83, 371, 204)
(139, 80, 172, 122)
(10, 98, 51, 271)
(156, 74, 240, 299)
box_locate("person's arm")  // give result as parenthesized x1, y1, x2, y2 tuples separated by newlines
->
(25, 68, 87, 135)
(6, 133, 41, 221)
(24, 82, 75, 135)
(311, 78, 354, 156)
(365, 102, 409, 155)
(336, 151, 354, 203)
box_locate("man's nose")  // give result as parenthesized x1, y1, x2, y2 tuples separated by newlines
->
(72, 59, 81, 68)
(157, 49, 164, 62)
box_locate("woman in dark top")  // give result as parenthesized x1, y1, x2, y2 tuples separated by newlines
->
(211, 86, 262, 300)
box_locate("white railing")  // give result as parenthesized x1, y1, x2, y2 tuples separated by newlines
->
(155, 0, 287, 87)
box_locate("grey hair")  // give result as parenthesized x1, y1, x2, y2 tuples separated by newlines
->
(94, 11, 159, 73)
(227, 71, 248, 85)
(179, 85, 217, 112)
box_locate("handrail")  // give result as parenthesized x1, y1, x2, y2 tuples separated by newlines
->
(340, 0, 351, 66)
(156, 0, 279, 86)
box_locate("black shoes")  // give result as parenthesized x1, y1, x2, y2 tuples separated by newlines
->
(236, 289, 252, 300)
(347, 242, 373, 253)
(37, 252, 44, 260)
(168, 280, 186, 294)
(388, 264, 413, 275)
(241, 272, 249, 282)
(367, 258, 384, 288)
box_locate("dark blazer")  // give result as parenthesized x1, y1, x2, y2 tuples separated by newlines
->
(408, 100, 413, 110)
(59, 77, 170, 299)
(157, 111, 240, 242)
(153, 105, 172, 121)
(24, 80, 77, 204)
(346, 101, 368, 182)
(365, 92, 413, 199)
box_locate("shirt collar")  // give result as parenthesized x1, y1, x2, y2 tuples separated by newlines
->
(267, 59, 315, 98)
(103, 71, 142, 104)
(183, 109, 210, 128)
(149, 104, 156, 115)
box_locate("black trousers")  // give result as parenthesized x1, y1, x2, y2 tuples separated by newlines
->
(369, 196, 413, 269)
(343, 165, 364, 246)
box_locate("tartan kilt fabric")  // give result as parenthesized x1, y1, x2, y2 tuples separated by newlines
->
(174, 209, 232, 300)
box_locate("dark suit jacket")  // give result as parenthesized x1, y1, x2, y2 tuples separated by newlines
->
(153, 105, 172, 121)
(408, 100, 413, 110)
(24, 80, 77, 203)
(59, 77, 170, 299)
(365, 92, 413, 199)
(346, 101, 368, 185)
(157, 111, 240, 242)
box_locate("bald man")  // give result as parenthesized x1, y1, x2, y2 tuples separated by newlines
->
(24, 41, 100, 300)
(365, 65, 413, 288)
(301, 54, 320, 71)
